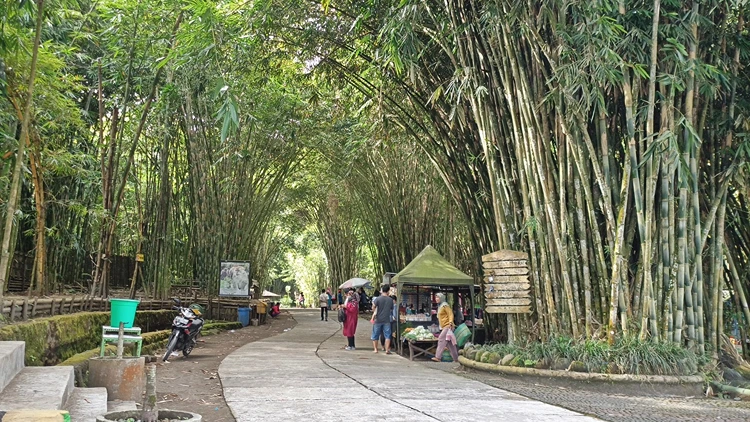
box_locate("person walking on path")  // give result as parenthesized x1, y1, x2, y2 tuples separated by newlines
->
(432, 292, 459, 362)
(319, 289, 329, 321)
(337, 289, 344, 309)
(370, 284, 394, 354)
(298, 292, 305, 308)
(326, 288, 333, 311)
(343, 289, 359, 350)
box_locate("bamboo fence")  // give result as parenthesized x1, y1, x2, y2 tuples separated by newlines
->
(1, 295, 257, 323)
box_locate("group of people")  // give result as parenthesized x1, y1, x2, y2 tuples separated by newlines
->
(339, 286, 395, 351)
(339, 285, 459, 362)
(307, 283, 458, 362)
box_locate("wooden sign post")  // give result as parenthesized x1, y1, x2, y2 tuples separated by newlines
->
(481, 250, 531, 314)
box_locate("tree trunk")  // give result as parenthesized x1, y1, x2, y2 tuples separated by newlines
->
(0, 0, 45, 302)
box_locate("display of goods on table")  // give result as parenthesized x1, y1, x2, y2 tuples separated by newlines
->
(403, 326, 437, 341)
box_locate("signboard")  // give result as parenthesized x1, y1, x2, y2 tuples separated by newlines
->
(481, 250, 531, 314)
(219, 261, 251, 297)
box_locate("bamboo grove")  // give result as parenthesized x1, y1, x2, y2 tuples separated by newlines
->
(0, 0, 317, 299)
(265, 0, 750, 352)
(2, 0, 750, 356)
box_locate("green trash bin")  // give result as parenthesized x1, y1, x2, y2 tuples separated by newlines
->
(109, 298, 140, 328)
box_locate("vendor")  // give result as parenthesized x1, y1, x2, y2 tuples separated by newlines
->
(432, 292, 459, 362)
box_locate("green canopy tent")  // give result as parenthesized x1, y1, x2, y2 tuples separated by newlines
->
(392, 245, 476, 355)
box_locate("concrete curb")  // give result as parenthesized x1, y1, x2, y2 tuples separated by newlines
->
(458, 356, 705, 384)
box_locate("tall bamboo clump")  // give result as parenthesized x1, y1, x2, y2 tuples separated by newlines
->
(313, 191, 360, 289)
(324, 130, 477, 277)
(175, 82, 300, 295)
(294, 0, 750, 350)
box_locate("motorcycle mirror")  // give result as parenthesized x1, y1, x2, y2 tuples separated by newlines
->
(172, 298, 181, 306)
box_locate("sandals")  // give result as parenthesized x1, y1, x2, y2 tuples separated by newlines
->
(430, 357, 441, 362)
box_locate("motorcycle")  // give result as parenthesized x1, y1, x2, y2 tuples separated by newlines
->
(162, 298, 204, 362)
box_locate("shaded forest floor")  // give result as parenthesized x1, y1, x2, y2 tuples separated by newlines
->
(153, 312, 296, 421)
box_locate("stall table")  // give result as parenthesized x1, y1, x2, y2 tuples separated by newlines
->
(406, 338, 438, 361)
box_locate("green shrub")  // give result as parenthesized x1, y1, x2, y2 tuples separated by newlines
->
(470, 335, 702, 376)
(0, 310, 173, 366)
(509, 356, 524, 367)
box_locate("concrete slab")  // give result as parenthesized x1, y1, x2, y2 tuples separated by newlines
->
(220, 374, 346, 388)
(400, 399, 595, 421)
(0, 366, 74, 411)
(229, 399, 435, 422)
(220, 310, 601, 421)
(65, 387, 108, 422)
(224, 385, 377, 401)
(106, 400, 138, 412)
(0, 341, 25, 393)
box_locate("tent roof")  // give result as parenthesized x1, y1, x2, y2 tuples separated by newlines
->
(261, 290, 281, 297)
(392, 245, 474, 287)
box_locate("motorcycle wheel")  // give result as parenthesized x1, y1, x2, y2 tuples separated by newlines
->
(162, 331, 180, 362)
(183, 331, 201, 357)
(182, 342, 194, 357)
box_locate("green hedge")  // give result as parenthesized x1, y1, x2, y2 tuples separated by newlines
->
(0, 311, 174, 366)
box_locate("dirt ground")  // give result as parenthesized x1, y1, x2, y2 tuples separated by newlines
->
(152, 312, 296, 421)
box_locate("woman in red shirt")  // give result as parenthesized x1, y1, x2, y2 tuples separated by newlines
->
(343, 289, 359, 350)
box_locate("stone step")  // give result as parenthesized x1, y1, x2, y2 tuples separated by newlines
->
(0, 410, 70, 421)
(65, 387, 108, 422)
(107, 400, 138, 412)
(0, 366, 75, 411)
(0, 341, 25, 393)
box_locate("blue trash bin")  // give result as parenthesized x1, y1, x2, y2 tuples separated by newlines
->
(238, 307, 250, 327)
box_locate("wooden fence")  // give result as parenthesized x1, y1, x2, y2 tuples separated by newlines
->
(1, 296, 256, 323)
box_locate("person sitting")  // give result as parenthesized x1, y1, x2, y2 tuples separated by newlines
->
(270, 302, 281, 318)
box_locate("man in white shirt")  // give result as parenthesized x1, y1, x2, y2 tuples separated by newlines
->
(319, 289, 329, 321)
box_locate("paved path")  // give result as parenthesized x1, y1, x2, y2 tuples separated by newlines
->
(219, 310, 598, 421)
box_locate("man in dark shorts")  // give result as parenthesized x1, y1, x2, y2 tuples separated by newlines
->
(370, 284, 395, 354)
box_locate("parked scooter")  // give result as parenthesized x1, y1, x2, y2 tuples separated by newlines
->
(162, 298, 204, 362)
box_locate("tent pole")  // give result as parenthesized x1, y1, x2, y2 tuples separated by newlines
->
(397, 282, 402, 355)
(470, 285, 475, 343)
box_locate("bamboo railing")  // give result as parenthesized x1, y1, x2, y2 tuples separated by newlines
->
(1, 296, 257, 323)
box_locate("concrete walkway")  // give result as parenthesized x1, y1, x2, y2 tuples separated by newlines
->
(219, 310, 599, 421)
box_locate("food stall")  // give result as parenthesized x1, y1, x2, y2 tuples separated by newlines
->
(392, 245, 477, 359)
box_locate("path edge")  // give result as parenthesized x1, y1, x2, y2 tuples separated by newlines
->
(458, 356, 705, 385)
